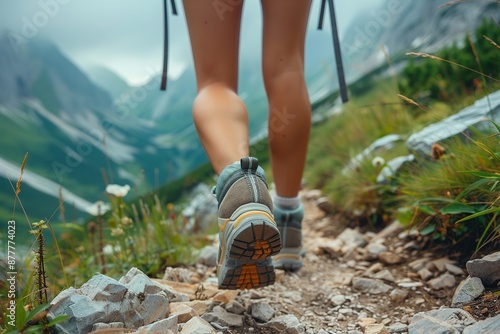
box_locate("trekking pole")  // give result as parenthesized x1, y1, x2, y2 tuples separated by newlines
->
(161, 0, 178, 91)
(318, 0, 348, 103)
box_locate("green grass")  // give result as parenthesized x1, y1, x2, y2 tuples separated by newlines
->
(397, 133, 500, 253)
(305, 18, 500, 251)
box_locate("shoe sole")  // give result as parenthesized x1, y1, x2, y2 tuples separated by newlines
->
(218, 205, 281, 290)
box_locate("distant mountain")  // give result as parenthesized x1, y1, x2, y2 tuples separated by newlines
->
(341, 0, 500, 81)
(0, 36, 206, 222)
(86, 66, 130, 100)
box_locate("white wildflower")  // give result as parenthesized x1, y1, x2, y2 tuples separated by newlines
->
(103, 244, 121, 255)
(106, 184, 131, 197)
(111, 227, 124, 237)
(353, 209, 364, 217)
(121, 217, 133, 226)
(372, 156, 386, 168)
(85, 201, 111, 216)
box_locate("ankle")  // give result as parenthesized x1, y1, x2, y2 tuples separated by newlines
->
(274, 195, 301, 210)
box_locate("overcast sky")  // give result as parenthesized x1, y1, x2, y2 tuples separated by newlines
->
(1, 0, 383, 85)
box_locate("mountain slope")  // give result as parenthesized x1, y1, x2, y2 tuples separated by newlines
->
(0, 36, 206, 222)
(86, 66, 131, 101)
(341, 0, 500, 80)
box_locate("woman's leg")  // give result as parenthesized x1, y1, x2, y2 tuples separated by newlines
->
(261, 0, 312, 197)
(183, 0, 248, 174)
(183, 0, 281, 289)
(261, 0, 312, 271)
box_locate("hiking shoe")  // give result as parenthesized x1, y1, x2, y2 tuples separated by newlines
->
(273, 203, 304, 271)
(215, 157, 282, 290)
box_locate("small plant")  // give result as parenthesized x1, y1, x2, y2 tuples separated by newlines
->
(31, 220, 48, 306)
(398, 130, 500, 253)
(67, 184, 211, 278)
(1, 221, 68, 334)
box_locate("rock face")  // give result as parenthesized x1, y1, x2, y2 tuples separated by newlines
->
(376, 155, 415, 184)
(261, 314, 305, 334)
(47, 268, 187, 333)
(462, 314, 500, 334)
(451, 277, 485, 307)
(406, 89, 500, 158)
(408, 308, 476, 334)
(344, 134, 403, 172)
(466, 251, 500, 286)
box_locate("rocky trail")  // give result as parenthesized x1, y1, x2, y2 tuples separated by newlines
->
(48, 189, 500, 334)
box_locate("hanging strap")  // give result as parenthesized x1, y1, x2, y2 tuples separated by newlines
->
(161, 0, 347, 102)
(318, 0, 348, 103)
(160, 0, 178, 91)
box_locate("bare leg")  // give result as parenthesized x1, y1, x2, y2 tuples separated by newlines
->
(183, 0, 247, 174)
(261, 0, 312, 197)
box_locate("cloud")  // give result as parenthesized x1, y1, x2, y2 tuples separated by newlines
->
(0, 0, 383, 85)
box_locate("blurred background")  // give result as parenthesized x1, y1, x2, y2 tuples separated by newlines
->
(0, 0, 498, 223)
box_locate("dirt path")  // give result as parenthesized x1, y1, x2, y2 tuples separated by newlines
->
(156, 190, 497, 334)
(232, 193, 447, 333)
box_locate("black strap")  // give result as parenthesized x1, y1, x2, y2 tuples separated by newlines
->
(162, 0, 348, 103)
(170, 0, 177, 15)
(240, 157, 259, 173)
(318, 0, 348, 103)
(160, 0, 178, 91)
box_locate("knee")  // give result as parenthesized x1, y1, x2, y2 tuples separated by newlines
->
(192, 82, 243, 117)
(262, 54, 305, 94)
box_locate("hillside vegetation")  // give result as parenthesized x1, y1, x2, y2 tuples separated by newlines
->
(306, 18, 500, 254)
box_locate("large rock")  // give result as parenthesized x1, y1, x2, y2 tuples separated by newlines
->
(134, 316, 178, 334)
(121, 267, 189, 302)
(376, 154, 415, 184)
(408, 308, 476, 334)
(352, 277, 392, 295)
(47, 268, 178, 333)
(201, 307, 243, 328)
(225, 300, 245, 315)
(180, 316, 216, 334)
(451, 277, 485, 307)
(466, 251, 500, 286)
(428, 273, 456, 290)
(49, 289, 108, 333)
(406, 89, 500, 158)
(261, 314, 305, 334)
(169, 303, 198, 323)
(251, 302, 275, 323)
(344, 134, 403, 172)
(463, 314, 500, 334)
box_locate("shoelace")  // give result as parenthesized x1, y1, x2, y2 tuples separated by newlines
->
(161, 0, 348, 104)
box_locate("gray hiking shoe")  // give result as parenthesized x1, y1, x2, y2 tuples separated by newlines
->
(273, 203, 304, 271)
(215, 157, 282, 290)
